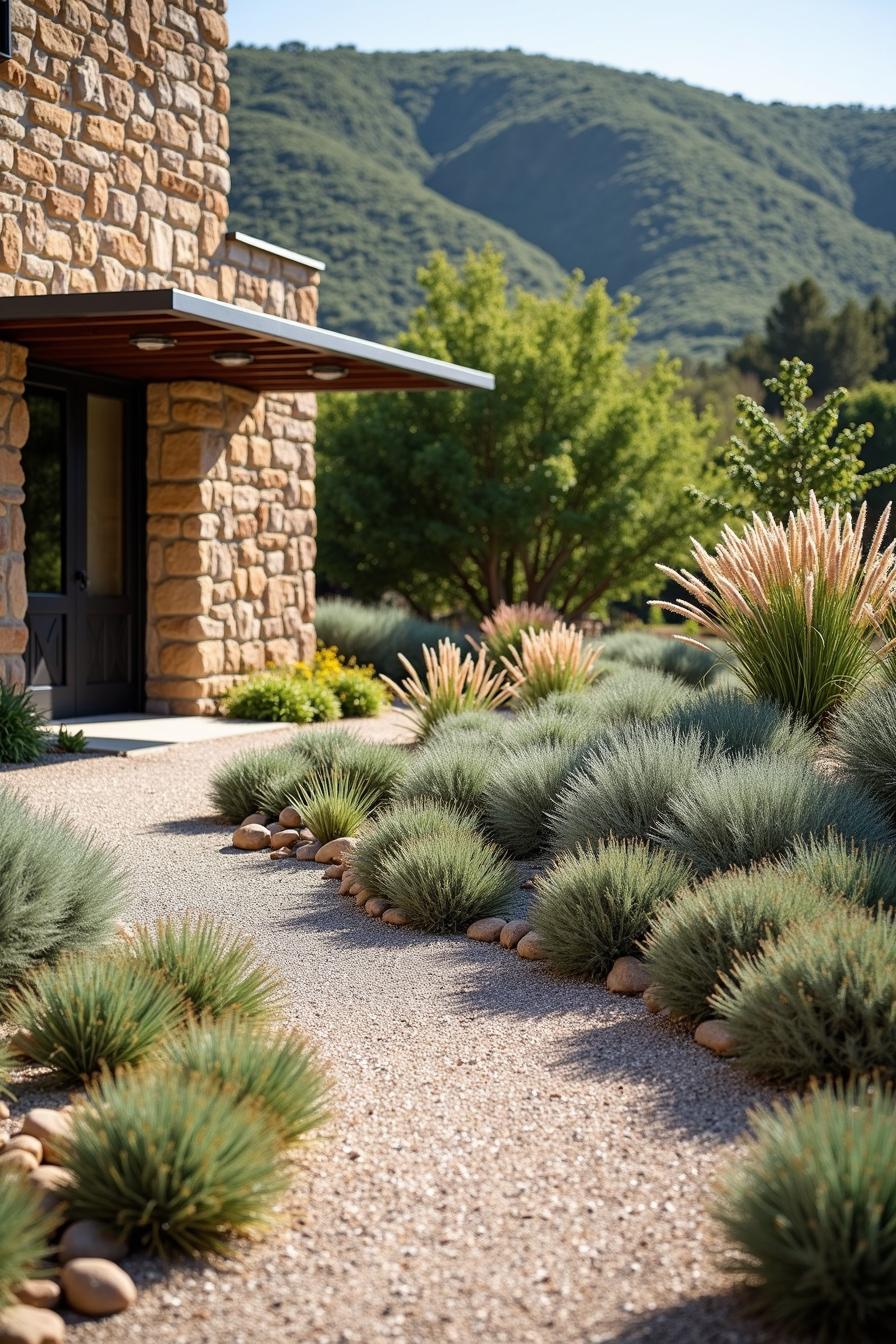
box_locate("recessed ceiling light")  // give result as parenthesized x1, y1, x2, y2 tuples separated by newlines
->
(210, 350, 255, 368)
(309, 362, 349, 382)
(129, 332, 177, 352)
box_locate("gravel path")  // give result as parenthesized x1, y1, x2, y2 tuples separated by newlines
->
(2, 722, 782, 1344)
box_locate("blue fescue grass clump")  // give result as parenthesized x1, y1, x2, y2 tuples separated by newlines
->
(583, 666, 696, 726)
(661, 687, 815, 760)
(395, 736, 496, 825)
(351, 799, 481, 902)
(0, 1177, 56, 1305)
(209, 741, 299, 822)
(714, 1080, 896, 1342)
(485, 741, 584, 858)
(378, 829, 517, 932)
(133, 916, 282, 1021)
(600, 631, 723, 685)
(782, 832, 896, 911)
(829, 683, 896, 818)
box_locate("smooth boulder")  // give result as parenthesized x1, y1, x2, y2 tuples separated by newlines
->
(694, 1019, 739, 1057)
(499, 920, 531, 949)
(60, 1260, 136, 1317)
(20, 1110, 72, 1165)
(466, 917, 506, 943)
(270, 828, 299, 850)
(0, 1305, 65, 1343)
(12, 1286, 59, 1312)
(516, 931, 548, 960)
(606, 957, 652, 995)
(314, 836, 357, 864)
(59, 1221, 128, 1266)
(232, 823, 270, 851)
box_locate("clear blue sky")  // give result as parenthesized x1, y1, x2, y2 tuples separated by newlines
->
(226, 0, 895, 108)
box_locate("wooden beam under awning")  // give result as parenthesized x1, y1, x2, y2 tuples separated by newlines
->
(0, 288, 495, 394)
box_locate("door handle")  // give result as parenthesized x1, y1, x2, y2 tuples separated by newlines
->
(74, 569, 88, 591)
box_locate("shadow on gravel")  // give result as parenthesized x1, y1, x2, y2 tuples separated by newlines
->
(603, 1291, 778, 1344)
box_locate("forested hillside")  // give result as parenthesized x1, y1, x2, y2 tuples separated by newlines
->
(227, 45, 896, 359)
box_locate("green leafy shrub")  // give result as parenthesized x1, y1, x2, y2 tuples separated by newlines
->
(0, 682, 48, 763)
(485, 742, 583, 858)
(352, 799, 480, 901)
(0, 789, 126, 996)
(314, 598, 462, 680)
(829, 684, 896, 817)
(55, 725, 88, 753)
(10, 952, 183, 1085)
(533, 841, 690, 979)
(601, 631, 722, 685)
(585, 667, 695, 727)
(161, 1015, 330, 1148)
(378, 829, 517, 932)
(714, 1079, 896, 1343)
(642, 866, 832, 1022)
(657, 753, 894, 876)
(396, 737, 496, 824)
(66, 1068, 287, 1255)
(783, 833, 896, 911)
(0, 1177, 56, 1306)
(712, 906, 896, 1083)
(549, 725, 705, 851)
(133, 916, 282, 1021)
(330, 667, 389, 717)
(662, 688, 815, 760)
(222, 672, 340, 723)
(289, 768, 379, 841)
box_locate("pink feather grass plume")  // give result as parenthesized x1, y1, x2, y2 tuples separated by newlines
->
(650, 493, 896, 724)
(501, 620, 603, 706)
(381, 638, 513, 738)
(477, 601, 560, 662)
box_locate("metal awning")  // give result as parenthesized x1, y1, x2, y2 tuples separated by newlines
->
(0, 288, 495, 393)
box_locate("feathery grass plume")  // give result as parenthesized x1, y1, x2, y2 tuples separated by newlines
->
(782, 832, 896, 911)
(0, 682, 48, 763)
(133, 916, 282, 1021)
(477, 601, 560, 663)
(549, 724, 706, 852)
(10, 951, 184, 1085)
(585, 666, 695, 727)
(534, 841, 689, 979)
(661, 687, 816, 760)
(0, 1177, 56, 1306)
(160, 1014, 330, 1149)
(395, 737, 496, 826)
(378, 829, 517, 933)
(382, 638, 513, 739)
(66, 1068, 287, 1256)
(642, 866, 832, 1023)
(486, 741, 586, 858)
(657, 752, 894, 876)
(502, 621, 601, 707)
(713, 1079, 896, 1343)
(0, 789, 126, 997)
(289, 768, 380, 841)
(829, 683, 896, 818)
(712, 905, 896, 1083)
(600, 631, 722, 686)
(651, 493, 896, 724)
(351, 799, 481, 901)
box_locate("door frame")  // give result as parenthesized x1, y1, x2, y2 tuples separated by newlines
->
(23, 363, 147, 718)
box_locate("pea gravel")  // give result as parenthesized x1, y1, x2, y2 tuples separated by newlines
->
(1, 721, 780, 1343)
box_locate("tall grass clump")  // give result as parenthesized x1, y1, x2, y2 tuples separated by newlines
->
(485, 742, 583, 858)
(66, 1069, 287, 1255)
(533, 842, 690, 979)
(662, 688, 815, 760)
(10, 952, 184, 1085)
(382, 638, 512, 739)
(209, 742, 297, 822)
(0, 682, 48, 763)
(642, 867, 832, 1023)
(289, 768, 379, 841)
(783, 833, 896, 910)
(378, 830, 516, 933)
(585, 667, 695, 727)
(601, 631, 721, 685)
(714, 1080, 896, 1343)
(161, 1015, 330, 1148)
(478, 601, 559, 663)
(395, 737, 496, 825)
(652, 494, 896, 725)
(0, 790, 126, 996)
(504, 704, 598, 751)
(549, 725, 705, 851)
(0, 1178, 55, 1305)
(314, 598, 461, 680)
(712, 906, 896, 1083)
(351, 800, 480, 902)
(502, 621, 601, 707)
(657, 752, 894, 876)
(133, 916, 282, 1021)
(426, 709, 512, 754)
(829, 684, 896, 818)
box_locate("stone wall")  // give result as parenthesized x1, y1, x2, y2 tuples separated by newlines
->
(0, 341, 27, 688)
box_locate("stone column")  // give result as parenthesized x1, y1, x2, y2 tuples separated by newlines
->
(0, 341, 28, 688)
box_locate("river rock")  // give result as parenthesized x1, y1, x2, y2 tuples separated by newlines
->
(364, 896, 390, 918)
(232, 823, 270, 851)
(0, 1149, 38, 1175)
(323, 863, 343, 879)
(60, 1260, 136, 1317)
(516, 931, 548, 960)
(12, 1286, 60, 1311)
(298, 827, 316, 843)
(353, 886, 372, 906)
(0, 1305, 65, 1343)
(278, 806, 302, 829)
(59, 1222, 128, 1266)
(694, 1019, 739, 1056)
(240, 812, 267, 827)
(270, 828, 299, 850)
(28, 1165, 74, 1215)
(606, 957, 652, 995)
(20, 1110, 73, 1165)
(7, 1136, 42, 1162)
(339, 870, 356, 895)
(296, 841, 322, 860)
(499, 919, 531, 949)
(466, 917, 506, 942)
(0, 1101, 9, 1119)
(315, 836, 357, 864)
(382, 908, 409, 926)
(643, 985, 663, 1013)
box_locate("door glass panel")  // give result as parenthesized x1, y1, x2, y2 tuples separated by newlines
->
(86, 394, 124, 597)
(23, 388, 65, 593)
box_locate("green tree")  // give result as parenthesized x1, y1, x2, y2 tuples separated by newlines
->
(842, 380, 896, 535)
(690, 357, 896, 520)
(822, 298, 886, 389)
(317, 248, 720, 618)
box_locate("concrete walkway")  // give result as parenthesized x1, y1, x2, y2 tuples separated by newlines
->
(2, 722, 778, 1344)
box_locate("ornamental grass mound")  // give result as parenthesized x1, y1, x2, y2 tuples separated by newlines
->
(485, 741, 584, 858)
(133, 916, 282, 1022)
(714, 1079, 896, 1343)
(548, 724, 706, 851)
(533, 841, 690, 980)
(584, 666, 695, 727)
(642, 866, 832, 1023)
(711, 905, 896, 1084)
(395, 737, 496, 826)
(504, 704, 599, 751)
(378, 829, 517, 933)
(351, 800, 481, 902)
(653, 493, 896, 725)
(829, 683, 896, 819)
(209, 742, 297, 822)
(0, 1177, 55, 1306)
(501, 621, 601, 706)
(478, 601, 559, 663)
(0, 1041, 13, 1098)
(66, 1068, 287, 1256)
(661, 687, 815, 761)
(600, 630, 721, 686)
(427, 708, 511, 748)
(161, 1014, 330, 1149)
(0, 788, 126, 996)
(381, 638, 512, 739)
(288, 768, 379, 841)
(0, 682, 48, 763)
(9, 951, 184, 1085)
(783, 833, 896, 911)
(657, 752, 894, 876)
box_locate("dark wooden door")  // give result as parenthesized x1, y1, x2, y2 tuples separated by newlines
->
(23, 370, 143, 718)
